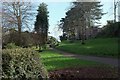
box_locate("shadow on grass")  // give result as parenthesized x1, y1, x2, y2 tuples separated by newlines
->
(44, 56, 119, 79)
(42, 56, 104, 71)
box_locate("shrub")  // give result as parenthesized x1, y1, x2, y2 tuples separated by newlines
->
(47, 36, 59, 48)
(2, 30, 35, 48)
(97, 22, 120, 38)
(2, 48, 48, 79)
(5, 43, 19, 49)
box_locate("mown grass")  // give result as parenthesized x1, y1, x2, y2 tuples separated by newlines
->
(56, 38, 118, 58)
(40, 50, 109, 71)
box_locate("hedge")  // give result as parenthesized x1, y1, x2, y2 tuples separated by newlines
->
(2, 48, 48, 80)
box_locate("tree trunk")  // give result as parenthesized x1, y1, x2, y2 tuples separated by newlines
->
(39, 44, 41, 51)
(17, 16, 22, 46)
(39, 44, 43, 52)
(81, 20, 85, 45)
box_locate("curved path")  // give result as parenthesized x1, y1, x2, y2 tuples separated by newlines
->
(51, 48, 119, 67)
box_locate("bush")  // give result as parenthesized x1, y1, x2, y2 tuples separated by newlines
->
(5, 43, 19, 49)
(47, 36, 59, 48)
(2, 48, 48, 79)
(97, 22, 120, 38)
(2, 30, 35, 48)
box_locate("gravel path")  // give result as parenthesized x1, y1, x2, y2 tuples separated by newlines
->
(51, 48, 119, 67)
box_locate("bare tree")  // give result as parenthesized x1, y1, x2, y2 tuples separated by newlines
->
(2, 1, 34, 46)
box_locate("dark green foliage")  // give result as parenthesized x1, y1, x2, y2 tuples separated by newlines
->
(5, 43, 19, 49)
(47, 36, 59, 48)
(97, 22, 120, 38)
(35, 3, 49, 33)
(59, 34, 67, 42)
(34, 3, 49, 51)
(2, 29, 19, 47)
(21, 32, 34, 48)
(2, 31, 34, 48)
(2, 48, 48, 79)
(59, 2, 105, 42)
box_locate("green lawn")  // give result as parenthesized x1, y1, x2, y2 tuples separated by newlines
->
(40, 50, 108, 71)
(56, 38, 118, 58)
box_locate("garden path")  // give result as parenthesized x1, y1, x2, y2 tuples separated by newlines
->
(51, 48, 119, 67)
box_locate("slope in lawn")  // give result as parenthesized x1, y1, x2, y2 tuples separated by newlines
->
(57, 38, 118, 58)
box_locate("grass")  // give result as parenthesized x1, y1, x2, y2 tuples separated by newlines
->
(56, 38, 118, 58)
(40, 50, 109, 71)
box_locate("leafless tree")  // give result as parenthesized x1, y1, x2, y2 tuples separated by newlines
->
(2, 1, 34, 46)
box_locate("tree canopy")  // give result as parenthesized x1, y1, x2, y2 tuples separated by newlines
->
(34, 3, 49, 51)
(59, 1, 105, 44)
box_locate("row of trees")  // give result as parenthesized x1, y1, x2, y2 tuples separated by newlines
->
(59, 0, 105, 44)
(2, 1, 49, 50)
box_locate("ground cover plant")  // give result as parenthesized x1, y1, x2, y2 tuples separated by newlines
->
(2, 48, 48, 79)
(49, 67, 119, 79)
(56, 38, 118, 58)
(40, 50, 119, 79)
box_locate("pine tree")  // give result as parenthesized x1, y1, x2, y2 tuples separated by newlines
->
(59, 1, 105, 44)
(34, 3, 49, 51)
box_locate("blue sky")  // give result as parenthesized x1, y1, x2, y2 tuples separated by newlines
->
(45, 2, 71, 38)
(31, 0, 117, 40)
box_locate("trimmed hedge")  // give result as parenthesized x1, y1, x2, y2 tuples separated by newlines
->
(2, 48, 48, 79)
